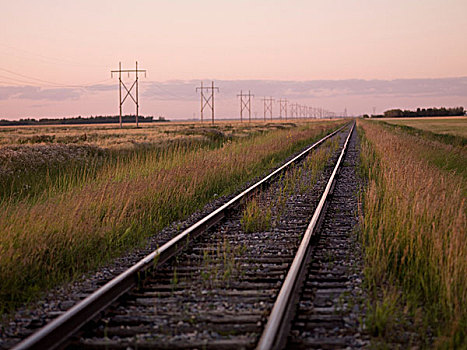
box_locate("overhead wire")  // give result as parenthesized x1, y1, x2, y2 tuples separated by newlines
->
(0, 64, 193, 101)
(146, 82, 192, 99)
(0, 67, 112, 88)
(0, 74, 41, 86)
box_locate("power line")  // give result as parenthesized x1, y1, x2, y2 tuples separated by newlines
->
(0, 67, 73, 87)
(0, 74, 43, 86)
(237, 90, 254, 122)
(111, 61, 147, 128)
(277, 98, 288, 120)
(290, 103, 297, 119)
(146, 82, 192, 100)
(262, 96, 274, 121)
(0, 67, 112, 88)
(196, 81, 219, 124)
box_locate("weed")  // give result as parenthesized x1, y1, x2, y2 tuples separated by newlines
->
(201, 237, 247, 287)
(365, 289, 399, 338)
(241, 198, 272, 233)
(171, 267, 178, 288)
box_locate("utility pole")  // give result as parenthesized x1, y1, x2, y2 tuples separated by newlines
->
(290, 103, 295, 119)
(111, 61, 146, 128)
(196, 81, 219, 124)
(262, 97, 274, 121)
(237, 90, 254, 122)
(278, 98, 288, 120)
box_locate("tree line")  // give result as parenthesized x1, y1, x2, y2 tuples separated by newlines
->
(0, 115, 169, 126)
(382, 107, 465, 118)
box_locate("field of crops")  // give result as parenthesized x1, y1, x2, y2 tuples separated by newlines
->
(0, 119, 344, 312)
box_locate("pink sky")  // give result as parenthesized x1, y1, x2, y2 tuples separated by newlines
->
(1, 0, 466, 119)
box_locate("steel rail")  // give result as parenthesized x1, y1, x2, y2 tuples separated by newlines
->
(256, 122, 355, 350)
(13, 122, 349, 350)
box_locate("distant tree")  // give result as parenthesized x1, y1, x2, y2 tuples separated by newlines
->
(0, 115, 167, 126)
(382, 107, 465, 118)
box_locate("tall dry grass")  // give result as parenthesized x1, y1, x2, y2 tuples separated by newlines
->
(0, 121, 312, 201)
(0, 121, 344, 311)
(0, 120, 307, 149)
(358, 120, 466, 347)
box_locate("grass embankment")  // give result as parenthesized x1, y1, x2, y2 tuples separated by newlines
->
(358, 120, 466, 348)
(0, 120, 344, 312)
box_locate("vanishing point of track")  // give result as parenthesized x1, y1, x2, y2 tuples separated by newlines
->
(13, 121, 362, 350)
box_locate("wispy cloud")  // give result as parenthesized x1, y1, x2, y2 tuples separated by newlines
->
(0, 86, 82, 101)
(142, 77, 467, 100)
(1, 77, 466, 102)
(84, 84, 115, 92)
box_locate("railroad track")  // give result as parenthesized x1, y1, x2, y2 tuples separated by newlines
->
(13, 121, 364, 350)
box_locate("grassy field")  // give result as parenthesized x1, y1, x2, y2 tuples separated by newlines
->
(0, 119, 345, 312)
(0, 120, 321, 149)
(376, 119, 467, 183)
(0, 120, 318, 201)
(382, 116, 467, 138)
(358, 119, 466, 348)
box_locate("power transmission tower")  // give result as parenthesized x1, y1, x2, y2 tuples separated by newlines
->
(290, 103, 296, 119)
(299, 105, 305, 118)
(237, 90, 254, 122)
(196, 81, 219, 124)
(277, 98, 288, 120)
(111, 61, 146, 129)
(262, 97, 274, 121)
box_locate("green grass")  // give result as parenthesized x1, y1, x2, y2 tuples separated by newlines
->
(241, 197, 272, 233)
(382, 117, 467, 138)
(201, 238, 247, 287)
(375, 121, 467, 181)
(0, 137, 240, 203)
(0, 120, 345, 312)
(358, 120, 466, 348)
